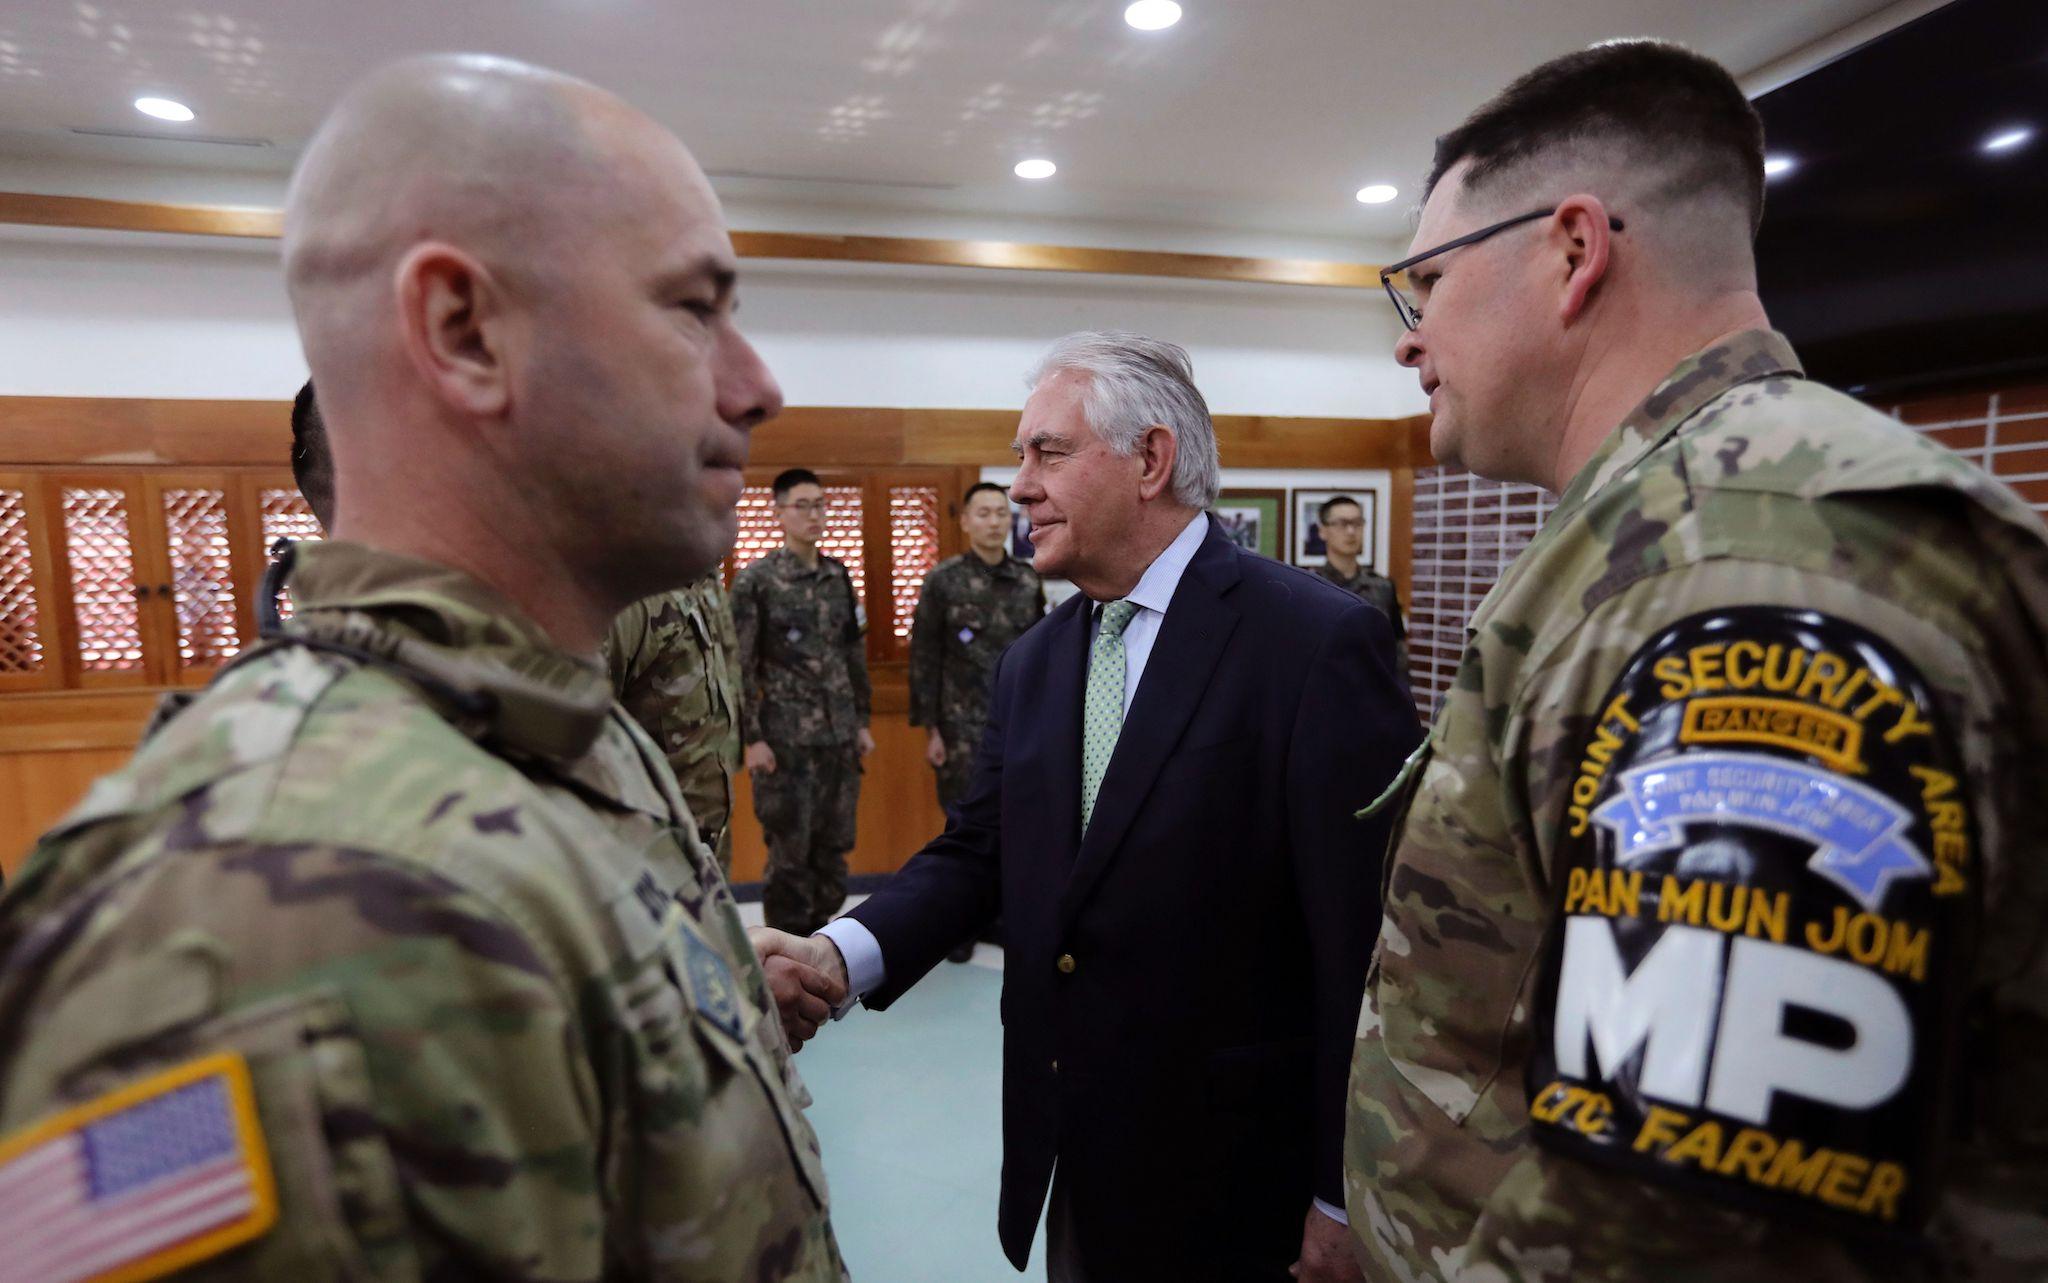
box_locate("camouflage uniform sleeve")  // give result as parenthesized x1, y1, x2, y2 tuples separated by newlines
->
(907, 564, 946, 728)
(604, 596, 652, 695)
(1475, 555, 2001, 1279)
(0, 841, 606, 1281)
(731, 565, 766, 745)
(840, 565, 871, 726)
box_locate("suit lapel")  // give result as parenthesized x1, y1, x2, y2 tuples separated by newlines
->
(1035, 594, 1090, 863)
(1060, 527, 1242, 926)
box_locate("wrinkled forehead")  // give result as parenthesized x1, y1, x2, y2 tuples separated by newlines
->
(1016, 369, 1096, 447)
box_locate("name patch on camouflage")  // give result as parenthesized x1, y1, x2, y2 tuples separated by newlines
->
(1528, 607, 1970, 1235)
(0, 1053, 278, 1283)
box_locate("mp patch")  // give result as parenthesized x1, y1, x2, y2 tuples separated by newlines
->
(1528, 607, 1972, 1236)
(0, 1053, 278, 1283)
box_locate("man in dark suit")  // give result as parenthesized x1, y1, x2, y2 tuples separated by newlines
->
(754, 331, 1418, 1281)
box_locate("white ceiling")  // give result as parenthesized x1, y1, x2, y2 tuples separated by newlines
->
(0, 0, 1915, 241)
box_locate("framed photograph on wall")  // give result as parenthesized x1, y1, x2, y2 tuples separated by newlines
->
(1291, 488, 1378, 569)
(1210, 489, 1287, 561)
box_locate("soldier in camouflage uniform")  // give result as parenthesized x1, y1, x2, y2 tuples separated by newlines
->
(0, 55, 848, 1280)
(1310, 494, 1410, 695)
(734, 468, 874, 936)
(607, 576, 745, 873)
(1347, 42, 2048, 1281)
(909, 481, 1046, 810)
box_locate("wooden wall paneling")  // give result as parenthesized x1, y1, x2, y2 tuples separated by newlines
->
(0, 398, 290, 468)
(0, 470, 63, 693)
(0, 747, 139, 875)
(1388, 466, 1416, 606)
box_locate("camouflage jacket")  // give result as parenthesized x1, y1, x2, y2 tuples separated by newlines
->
(1345, 331, 2048, 1281)
(731, 548, 870, 750)
(606, 576, 742, 859)
(0, 542, 845, 1281)
(907, 551, 1045, 745)
(1313, 561, 1410, 684)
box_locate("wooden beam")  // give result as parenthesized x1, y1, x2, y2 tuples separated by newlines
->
(0, 396, 1429, 471)
(0, 192, 1380, 289)
(0, 192, 283, 239)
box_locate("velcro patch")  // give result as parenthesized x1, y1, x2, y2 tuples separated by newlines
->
(0, 1053, 278, 1283)
(1529, 607, 1971, 1236)
(677, 923, 745, 1042)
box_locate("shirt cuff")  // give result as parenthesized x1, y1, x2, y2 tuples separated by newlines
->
(1312, 1197, 1348, 1227)
(814, 918, 885, 1019)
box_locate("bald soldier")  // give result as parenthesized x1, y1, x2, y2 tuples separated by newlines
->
(1346, 42, 2048, 1280)
(0, 55, 848, 1280)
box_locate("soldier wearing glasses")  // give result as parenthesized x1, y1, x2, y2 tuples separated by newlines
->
(1346, 40, 2048, 1281)
(1310, 494, 1409, 694)
(734, 468, 875, 935)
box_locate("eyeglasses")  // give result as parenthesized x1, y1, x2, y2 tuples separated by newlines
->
(1380, 206, 1625, 331)
(782, 500, 830, 515)
(1322, 517, 1365, 531)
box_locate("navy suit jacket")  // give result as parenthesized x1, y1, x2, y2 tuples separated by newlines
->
(847, 517, 1419, 1273)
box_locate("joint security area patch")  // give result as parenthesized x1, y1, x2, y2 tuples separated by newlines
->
(0, 1054, 278, 1283)
(1527, 607, 1971, 1235)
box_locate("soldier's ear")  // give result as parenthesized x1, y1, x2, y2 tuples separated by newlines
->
(394, 241, 512, 420)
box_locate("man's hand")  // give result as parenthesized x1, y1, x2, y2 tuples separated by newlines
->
(856, 727, 877, 758)
(925, 728, 948, 768)
(1290, 1206, 1364, 1282)
(749, 927, 851, 1049)
(744, 740, 777, 776)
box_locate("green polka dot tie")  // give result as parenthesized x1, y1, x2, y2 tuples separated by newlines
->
(1081, 599, 1139, 833)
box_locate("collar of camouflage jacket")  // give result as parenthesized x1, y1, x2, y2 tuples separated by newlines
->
(284, 540, 616, 764)
(1551, 328, 1805, 527)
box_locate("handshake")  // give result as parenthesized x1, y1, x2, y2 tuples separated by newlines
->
(749, 928, 854, 1049)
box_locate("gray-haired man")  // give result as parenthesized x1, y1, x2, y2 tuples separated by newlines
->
(754, 332, 1418, 1281)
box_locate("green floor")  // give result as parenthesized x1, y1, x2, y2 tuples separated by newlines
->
(796, 947, 1038, 1281)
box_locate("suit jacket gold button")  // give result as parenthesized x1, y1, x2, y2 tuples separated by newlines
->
(1057, 953, 1077, 974)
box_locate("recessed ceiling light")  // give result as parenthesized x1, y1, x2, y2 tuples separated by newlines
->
(1124, 1, 1182, 31)
(1983, 125, 2034, 154)
(1355, 184, 1398, 205)
(1763, 155, 1795, 178)
(134, 97, 194, 123)
(1014, 158, 1057, 180)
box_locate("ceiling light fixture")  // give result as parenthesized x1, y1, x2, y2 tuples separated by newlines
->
(133, 96, 194, 122)
(1014, 158, 1057, 180)
(1763, 155, 1795, 178)
(1124, 1, 1182, 31)
(1355, 184, 1398, 204)
(1983, 125, 2034, 154)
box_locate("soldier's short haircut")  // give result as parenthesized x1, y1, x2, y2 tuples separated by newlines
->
(772, 468, 822, 502)
(1318, 494, 1363, 524)
(1426, 40, 1766, 237)
(290, 379, 336, 530)
(1025, 330, 1220, 509)
(962, 481, 1008, 507)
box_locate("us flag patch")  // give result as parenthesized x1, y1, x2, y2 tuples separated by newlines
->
(0, 1053, 278, 1283)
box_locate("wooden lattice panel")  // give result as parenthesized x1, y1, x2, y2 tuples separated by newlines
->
(163, 488, 240, 666)
(62, 487, 145, 672)
(888, 486, 941, 641)
(260, 488, 322, 621)
(727, 485, 866, 598)
(0, 489, 41, 674)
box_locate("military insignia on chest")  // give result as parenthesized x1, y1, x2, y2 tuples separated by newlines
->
(674, 926, 743, 1042)
(1529, 606, 1972, 1236)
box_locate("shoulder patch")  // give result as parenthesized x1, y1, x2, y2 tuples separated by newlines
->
(0, 1053, 278, 1283)
(675, 921, 745, 1042)
(1529, 607, 1972, 1236)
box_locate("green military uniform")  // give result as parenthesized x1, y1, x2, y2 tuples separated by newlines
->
(731, 547, 871, 936)
(0, 542, 845, 1281)
(607, 574, 743, 873)
(1346, 331, 2048, 1280)
(1314, 561, 1411, 693)
(908, 550, 1045, 808)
